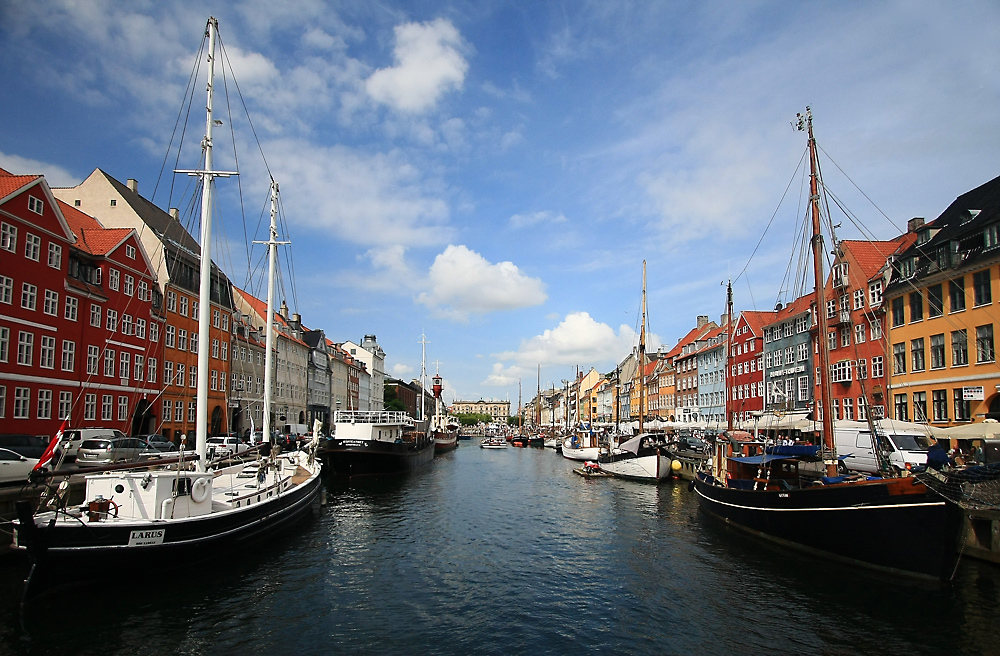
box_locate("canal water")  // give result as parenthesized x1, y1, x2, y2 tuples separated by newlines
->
(2, 442, 1000, 655)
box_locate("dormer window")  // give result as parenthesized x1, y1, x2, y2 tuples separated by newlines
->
(916, 229, 930, 245)
(900, 258, 915, 278)
(962, 209, 981, 225)
(27, 196, 43, 215)
(985, 224, 999, 250)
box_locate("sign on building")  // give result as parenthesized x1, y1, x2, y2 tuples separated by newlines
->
(963, 386, 985, 401)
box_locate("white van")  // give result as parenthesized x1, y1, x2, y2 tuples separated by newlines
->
(834, 420, 932, 474)
(60, 428, 126, 460)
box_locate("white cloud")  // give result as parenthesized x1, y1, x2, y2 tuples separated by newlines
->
(482, 362, 525, 387)
(494, 311, 660, 368)
(365, 18, 468, 113)
(261, 140, 452, 247)
(417, 245, 547, 321)
(391, 362, 414, 377)
(0, 151, 79, 187)
(509, 210, 568, 229)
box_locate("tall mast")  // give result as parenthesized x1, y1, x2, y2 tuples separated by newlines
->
(638, 260, 646, 435)
(536, 365, 541, 426)
(725, 280, 733, 432)
(418, 333, 428, 420)
(256, 180, 287, 444)
(797, 107, 838, 477)
(176, 17, 237, 471)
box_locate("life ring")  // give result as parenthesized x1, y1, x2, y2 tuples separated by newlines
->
(191, 477, 211, 503)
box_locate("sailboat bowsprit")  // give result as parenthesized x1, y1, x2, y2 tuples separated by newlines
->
(11, 16, 323, 596)
(691, 108, 964, 580)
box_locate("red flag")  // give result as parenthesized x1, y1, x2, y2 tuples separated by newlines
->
(34, 418, 67, 471)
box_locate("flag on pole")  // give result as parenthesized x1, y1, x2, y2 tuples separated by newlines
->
(35, 417, 67, 471)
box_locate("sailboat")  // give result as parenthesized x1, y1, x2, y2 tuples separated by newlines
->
(691, 108, 963, 579)
(598, 261, 672, 481)
(12, 17, 323, 595)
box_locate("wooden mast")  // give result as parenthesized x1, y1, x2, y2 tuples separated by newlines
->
(725, 280, 733, 432)
(798, 107, 838, 477)
(638, 260, 647, 435)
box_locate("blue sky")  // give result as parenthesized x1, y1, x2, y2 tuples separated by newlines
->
(2, 1, 999, 406)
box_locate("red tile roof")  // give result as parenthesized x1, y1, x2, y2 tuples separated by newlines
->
(839, 238, 912, 281)
(233, 286, 309, 347)
(737, 310, 779, 336)
(0, 168, 42, 199)
(765, 292, 816, 326)
(58, 199, 130, 255)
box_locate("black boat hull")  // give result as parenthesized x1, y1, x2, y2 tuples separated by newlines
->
(693, 473, 963, 580)
(322, 438, 435, 476)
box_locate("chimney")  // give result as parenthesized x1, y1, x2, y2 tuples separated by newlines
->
(292, 312, 301, 325)
(169, 208, 179, 220)
(775, 302, 784, 312)
(127, 179, 138, 193)
(720, 314, 729, 326)
(696, 315, 709, 329)
(907, 217, 925, 233)
(279, 300, 289, 320)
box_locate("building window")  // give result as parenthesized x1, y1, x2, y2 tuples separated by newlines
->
(892, 343, 906, 375)
(894, 394, 909, 422)
(37, 389, 52, 419)
(827, 331, 837, 351)
(148, 357, 157, 383)
(126, 244, 136, 259)
(175, 402, 184, 423)
(853, 324, 866, 344)
(87, 345, 99, 374)
(119, 352, 130, 379)
(926, 333, 945, 370)
(124, 275, 134, 297)
(166, 291, 177, 313)
(188, 402, 196, 423)
(121, 314, 133, 336)
(24, 234, 40, 261)
(856, 359, 867, 379)
(176, 364, 185, 388)
(797, 376, 810, 401)
(954, 389, 971, 421)
(0, 275, 11, 305)
(976, 324, 995, 363)
(909, 292, 923, 322)
(14, 388, 30, 419)
(189, 366, 197, 388)
(0, 327, 7, 363)
(150, 323, 159, 342)
(830, 360, 853, 383)
(221, 342, 228, 361)
(950, 277, 965, 312)
(841, 328, 850, 348)
(1, 222, 17, 252)
(166, 325, 176, 348)
(137, 280, 148, 302)
(65, 296, 78, 321)
(42, 289, 58, 316)
(136, 318, 146, 339)
(853, 289, 865, 310)
(108, 268, 120, 292)
(178, 329, 187, 351)
(21, 283, 37, 311)
(58, 391, 72, 421)
(102, 395, 113, 421)
(163, 400, 173, 423)
(925, 284, 943, 318)
(211, 369, 218, 391)
(951, 329, 968, 366)
(84, 393, 96, 421)
(843, 397, 854, 420)
(61, 340, 75, 371)
(27, 196, 43, 215)
(212, 339, 219, 359)
(932, 390, 948, 422)
(17, 331, 33, 366)
(891, 297, 904, 327)
(164, 361, 174, 386)
(213, 309, 220, 328)
(47, 243, 62, 269)
(974, 270, 992, 307)
(134, 355, 144, 381)
(104, 349, 115, 377)
(179, 296, 189, 317)
(912, 391, 927, 422)
(118, 396, 128, 421)
(910, 338, 925, 372)
(90, 304, 101, 327)
(831, 398, 840, 421)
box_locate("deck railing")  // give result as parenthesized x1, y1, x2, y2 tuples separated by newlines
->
(334, 410, 412, 425)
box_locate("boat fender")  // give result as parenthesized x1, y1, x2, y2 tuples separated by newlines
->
(191, 477, 211, 504)
(688, 479, 695, 492)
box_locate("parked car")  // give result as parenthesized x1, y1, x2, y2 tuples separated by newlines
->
(0, 447, 39, 483)
(0, 434, 59, 460)
(59, 428, 126, 460)
(76, 437, 147, 464)
(206, 436, 249, 459)
(136, 434, 177, 452)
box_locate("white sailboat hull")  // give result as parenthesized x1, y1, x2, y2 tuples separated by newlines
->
(599, 453, 672, 481)
(561, 445, 601, 461)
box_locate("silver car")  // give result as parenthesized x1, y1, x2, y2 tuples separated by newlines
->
(76, 437, 148, 464)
